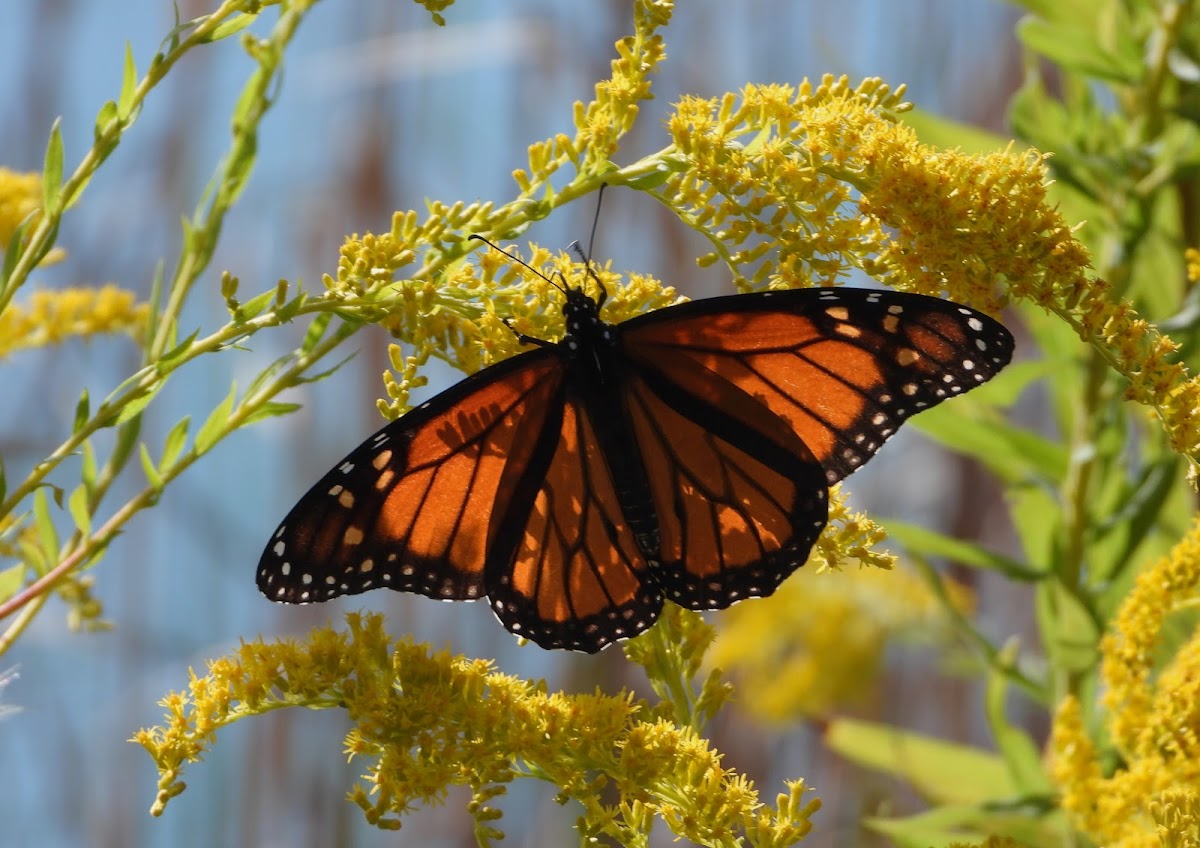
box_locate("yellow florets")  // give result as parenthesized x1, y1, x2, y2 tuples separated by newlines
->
(135, 612, 821, 845)
(1050, 518, 1200, 845)
(0, 284, 149, 358)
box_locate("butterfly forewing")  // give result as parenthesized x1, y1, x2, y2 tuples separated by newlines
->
(620, 287, 1014, 486)
(258, 350, 564, 605)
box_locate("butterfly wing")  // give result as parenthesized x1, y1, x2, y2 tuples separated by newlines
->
(618, 287, 1013, 607)
(621, 287, 1014, 485)
(484, 393, 663, 652)
(258, 349, 569, 605)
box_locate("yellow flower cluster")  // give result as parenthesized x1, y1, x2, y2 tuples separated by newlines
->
(708, 489, 971, 721)
(666, 77, 904, 291)
(0, 168, 41, 245)
(0, 284, 149, 358)
(135, 612, 821, 846)
(1050, 518, 1200, 845)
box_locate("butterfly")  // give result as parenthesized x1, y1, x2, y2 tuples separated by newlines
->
(258, 252, 1013, 652)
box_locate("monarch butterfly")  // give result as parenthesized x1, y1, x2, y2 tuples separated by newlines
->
(258, 249, 1012, 652)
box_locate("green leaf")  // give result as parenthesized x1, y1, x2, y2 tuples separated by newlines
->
(886, 520, 1044, 581)
(139, 443, 163, 490)
(242, 402, 300, 427)
(1036, 582, 1102, 673)
(80, 440, 98, 495)
(118, 42, 138, 120)
(0, 563, 24, 605)
(825, 718, 1015, 805)
(42, 119, 65, 215)
(94, 101, 118, 140)
(73, 390, 90, 434)
(32, 488, 60, 566)
(111, 417, 142, 470)
(864, 802, 1064, 848)
(157, 328, 200, 372)
(114, 381, 163, 425)
(195, 384, 237, 455)
(1011, 485, 1061, 572)
(1017, 17, 1142, 83)
(2, 217, 32, 287)
(914, 410, 1068, 485)
(985, 641, 1054, 795)
(67, 485, 92, 536)
(245, 354, 292, 400)
(202, 11, 258, 43)
(160, 416, 191, 471)
(300, 312, 333, 354)
(235, 288, 276, 322)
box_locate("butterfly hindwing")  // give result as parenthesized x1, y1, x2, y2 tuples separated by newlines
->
(258, 349, 565, 605)
(486, 395, 662, 652)
(624, 366, 830, 610)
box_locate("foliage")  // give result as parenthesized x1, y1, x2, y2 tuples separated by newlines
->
(5, 0, 1200, 844)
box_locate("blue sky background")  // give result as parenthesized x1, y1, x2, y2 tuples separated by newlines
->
(0, 2, 1027, 846)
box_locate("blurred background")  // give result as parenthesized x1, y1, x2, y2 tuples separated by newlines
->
(0, 1, 1031, 845)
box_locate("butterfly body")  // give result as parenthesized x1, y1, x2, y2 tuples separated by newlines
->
(259, 282, 1012, 652)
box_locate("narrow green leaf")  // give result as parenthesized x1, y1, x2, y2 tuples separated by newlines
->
(73, 390, 90, 434)
(300, 312, 333, 354)
(914, 409, 1068, 485)
(114, 382, 163, 425)
(67, 485, 92, 536)
(195, 384, 238, 455)
(2, 217, 32, 286)
(296, 352, 356, 386)
(160, 416, 191, 471)
(42, 119, 65, 214)
(236, 289, 276, 322)
(139, 443, 163, 490)
(94, 101, 119, 141)
(157, 328, 200, 372)
(885, 520, 1044, 581)
(111, 417, 142, 470)
(275, 292, 309, 323)
(0, 563, 24, 605)
(118, 42, 138, 119)
(32, 488, 59, 565)
(143, 261, 166, 355)
(80, 440, 98, 495)
(825, 718, 1015, 805)
(242, 402, 301, 427)
(202, 12, 258, 43)
(985, 641, 1054, 795)
(245, 354, 292, 401)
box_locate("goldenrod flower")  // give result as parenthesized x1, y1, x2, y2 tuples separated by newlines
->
(1050, 519, 1200, 845)
(0, 284, 149, 358)
(0, 167, 42, 246)
(135, 612, 821, 845)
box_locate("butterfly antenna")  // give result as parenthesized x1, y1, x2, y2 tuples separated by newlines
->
(468, 234, 568, 295)
(585, 183, 606, 262)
